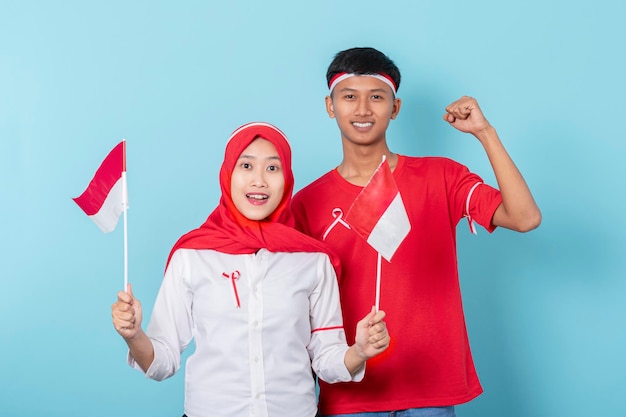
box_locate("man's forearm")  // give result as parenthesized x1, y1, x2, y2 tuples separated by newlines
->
(476, 126, 542, 232)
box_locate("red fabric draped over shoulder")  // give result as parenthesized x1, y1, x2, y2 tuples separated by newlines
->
(165, 122, 341, 277)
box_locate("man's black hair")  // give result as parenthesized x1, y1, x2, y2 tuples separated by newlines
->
(326, 47, 401, 93)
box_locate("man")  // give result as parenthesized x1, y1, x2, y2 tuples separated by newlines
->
(291, 47, 541, 417)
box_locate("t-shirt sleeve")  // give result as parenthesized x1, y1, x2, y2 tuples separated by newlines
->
(465, 183, 502, 233)
(450, 161, 502, 234)
(291, 191, 311, 235)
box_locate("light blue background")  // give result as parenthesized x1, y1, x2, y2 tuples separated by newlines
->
(1, 1, 624, 416)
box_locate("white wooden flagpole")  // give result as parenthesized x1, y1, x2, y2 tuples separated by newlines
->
(122, 139, 128, 291)
(375, 252, 382, 311)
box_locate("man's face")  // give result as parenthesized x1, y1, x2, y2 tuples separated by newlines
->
(325, 75, 401, 147)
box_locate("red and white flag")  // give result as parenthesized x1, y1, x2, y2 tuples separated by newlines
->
(73, 141, 128, 233)
(345, 155, 410, 262)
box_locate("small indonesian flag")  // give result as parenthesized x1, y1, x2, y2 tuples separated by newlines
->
(73, 141, 127, 233)
(345, 156, 410, 262)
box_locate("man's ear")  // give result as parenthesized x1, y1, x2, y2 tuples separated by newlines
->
(325, 95, 335, 119)
(391, 97, 402, 120)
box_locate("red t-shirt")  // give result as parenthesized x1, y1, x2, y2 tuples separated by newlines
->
(291, 155, 502, 414)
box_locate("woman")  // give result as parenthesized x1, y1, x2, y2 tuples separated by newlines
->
(112, 122, 390, 417)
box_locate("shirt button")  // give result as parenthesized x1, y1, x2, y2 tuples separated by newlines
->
(252, 320, 259, 327)
(254, 356, 260, 363)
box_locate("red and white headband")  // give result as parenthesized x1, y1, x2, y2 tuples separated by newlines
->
(328, 72, 397, 95)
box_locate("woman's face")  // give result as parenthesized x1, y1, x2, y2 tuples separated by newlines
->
(230, 138, 285, 221)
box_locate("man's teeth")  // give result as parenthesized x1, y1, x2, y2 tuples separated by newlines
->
(353, 122, 372, 128)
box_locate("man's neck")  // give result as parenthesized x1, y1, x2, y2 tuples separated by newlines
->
(337, 143, 397, 186)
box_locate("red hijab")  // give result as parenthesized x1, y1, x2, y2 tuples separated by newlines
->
(165, 122, 341, 276)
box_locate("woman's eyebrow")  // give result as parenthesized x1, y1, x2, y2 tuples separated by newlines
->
(237, 154, 281, 161)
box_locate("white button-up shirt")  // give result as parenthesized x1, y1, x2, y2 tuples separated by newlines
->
(129, 248, 362, 417)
